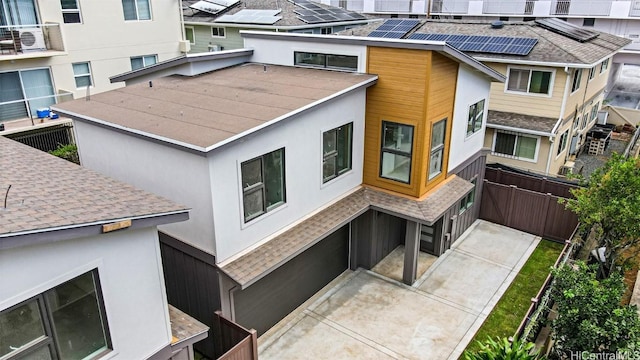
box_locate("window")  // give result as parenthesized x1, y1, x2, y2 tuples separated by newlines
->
(493, 131, 538, 161)
(557, 130, 568, 155)
(571, 68, 582, 92)
(241, 148, 285, 222)
(60, 0, 81, 23)
(122, 0, 151, 21)
(294, 52, 358, 71)
(507, 68, 552, 95)
(0, 270, 111, 360)
(588, 66, 596, 81)
(0, 68, 55, 122)
(591, 102, 599, 121)
(72, 62, 92, 88)
(583, 18, 595, 27)
(429, 119, 446, 180)
(600, 58, 609, 73)
(581, 114, 588, 129)
(185, 26, 195, 44)
(380, 121, 414, 183)
(130, 55, 157, 70)
(573, 115, 580, 131)
(467, 99, 485, 136)
(211, 26, 225, 37)
(459, 178, 476, 214)
(320, 27, 332, 34)
(323, 123, 353, 183)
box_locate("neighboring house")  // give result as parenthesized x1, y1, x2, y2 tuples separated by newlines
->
(0, 0, 185, 125)
(53, 31, 503, 358)
(181, 0, 376, 52)
(346, 18, 629, 175)
(0, 137, 208, 360)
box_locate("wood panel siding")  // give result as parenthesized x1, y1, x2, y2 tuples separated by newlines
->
(364, 47, 457, 198)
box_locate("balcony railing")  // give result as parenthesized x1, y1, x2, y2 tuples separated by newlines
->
(483, 0, 536, 15)
(0, 22, 64, 59)
(0, 91, 74, 125)
(551, 0, 612, 16)
(375, 0, 411, 12)
(430, 0, 469, 14)
(631, 0, 640, 16)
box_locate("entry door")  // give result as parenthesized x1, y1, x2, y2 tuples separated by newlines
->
(420, 224, 436, 255)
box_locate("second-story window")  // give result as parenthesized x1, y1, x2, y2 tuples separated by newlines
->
(122, 0, 151, 21)
(467, 99, 485, 136)
(130, 55, 157, 70)
(323, 123, 353, 183)
(571, 68, 582, 93)
(429, 119, 446, 180)
(507, 68, 552, 95)
(588, 66, 596, 81)
(211, 27, 225, 37)
(380, 121, 413, 183)
(241, 148, 286, 222)
(61, 0, 82, 23)
(72, 62, 92, 88)
(600, 58, 609, 73)
(557, 130, 568, 156)
(294, 52, 358, 71)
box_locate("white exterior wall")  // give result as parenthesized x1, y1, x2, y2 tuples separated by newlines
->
(209, 90, 367, 262)
(0, 228, 171, 360)
(243, 35, 368, 72)
(3, 0, 182, 98)
(449, 64, 492, 170)
(73, 121, 217, 255)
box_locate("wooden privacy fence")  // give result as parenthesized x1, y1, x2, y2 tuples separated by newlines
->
(484, 166, 576, 199)
(213, 311, 258, 360)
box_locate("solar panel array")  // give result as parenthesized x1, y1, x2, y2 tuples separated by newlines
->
(407, 33, 538, 55)
(367, 19, 420, 39)
(190, 0, 240, 15)
(291, 0, 367, 24)
(217, 9, 282, 24)
(535, 18, 599, 42)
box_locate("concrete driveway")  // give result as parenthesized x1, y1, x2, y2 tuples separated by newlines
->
(259, 220, 539, 360)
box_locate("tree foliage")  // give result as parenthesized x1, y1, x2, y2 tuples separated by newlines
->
(48, 143, 80, 165)
(550, 261, 640, 357)
(562, 153, 640, 275)
(463, 337, 545, 360)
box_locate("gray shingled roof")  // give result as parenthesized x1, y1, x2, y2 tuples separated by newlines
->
(487, 110, 559, 134)
(342, 19, 630, 65)
(183, 0, 374, 27)
(0, 137, 188, 237)
(220, 177, 473, 287)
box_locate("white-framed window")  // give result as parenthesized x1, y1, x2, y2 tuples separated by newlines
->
(492, 130, 539, 162)
(571, 68, 582, 93)
(588, 66, 596, 81)
(429, 118, 447, 180)
(557, 130, 568, 156)
(321, 27, 333, 34)
(590, 102, 600, 121)
(0, 67, 56, 122)
(581, 113, 588, 129)
(185, 26, 195, 44)
(459, 178, 477, 215)
(241, 148, 286, 222)
(467, 99, 485, 137)
(583, 18, 595, 27)
(122, 0, 151, 21)
(0, 270, 111, 360)
(506, 67, 553, 96)
(211, 26, 225, 38)
(322, 123, 353, 183)
(72, 62, 92, 88)
(600, 58, 609, 73)
(130, 54, 157, 71)
(380, 121, 414, 183)
(60, 0, 82, 23)
(293, 51, 358, 71)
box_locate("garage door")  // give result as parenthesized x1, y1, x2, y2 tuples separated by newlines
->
(233, 225, 349, 335)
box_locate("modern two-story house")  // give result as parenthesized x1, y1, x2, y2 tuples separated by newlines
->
(347, 18, 629, 175)
(0, 137, 208, 360)
(53, 30, 503, 358)
(0, 0, 184, 125)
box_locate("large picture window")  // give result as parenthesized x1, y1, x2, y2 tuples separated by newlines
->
(380, 121, 413, 183)
(122, 0, 151, 21)
(507, 68, 552, 95)
(293, 52, 358, 71)
(241, 148, 286, 222)
(0, 270, 111, 360)
(429, 119, 446, 180)
(323, 123, 352, 183)
(493, 131, 538, 161)
(467, 99, 485, 136)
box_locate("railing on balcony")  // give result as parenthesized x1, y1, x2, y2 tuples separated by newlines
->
(0, 91, 74, 125)
(551, 0, 612, 16)
(375, 0, 411, 12)
(482, 0, 536, 15)
(430, 0, 469, 14)
(630, 0, 640, 16)
(0, 22, 63, 58)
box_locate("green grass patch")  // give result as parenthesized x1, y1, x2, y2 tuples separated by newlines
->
(464, 239, 564, 354)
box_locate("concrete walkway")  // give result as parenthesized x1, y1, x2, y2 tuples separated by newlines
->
(259, 220, 540, 360)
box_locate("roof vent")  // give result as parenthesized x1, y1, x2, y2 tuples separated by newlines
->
(491, 21, 504, 29)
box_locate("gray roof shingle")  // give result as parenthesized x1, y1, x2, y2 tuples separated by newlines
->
(487, 110, 559, 134)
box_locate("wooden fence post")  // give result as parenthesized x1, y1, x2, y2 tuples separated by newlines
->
(540, 193, 551, 238)
(507, 185, 517, 227)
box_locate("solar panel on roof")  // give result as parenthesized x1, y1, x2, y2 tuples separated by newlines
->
(292, 0, 365, 24)
(535, 18, 599, 42)
(368, 31, 387, 37)
(216, 9, 282, 24)
(406, 33, 538, 56)
(367, 19, 420, 39)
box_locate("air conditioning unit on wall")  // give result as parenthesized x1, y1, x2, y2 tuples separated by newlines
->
(19, 28, 46, 52)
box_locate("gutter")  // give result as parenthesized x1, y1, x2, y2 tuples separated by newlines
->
(184, 19, 379, 30)
(486, 123, 553, 137)
(546, 65, 573, 174)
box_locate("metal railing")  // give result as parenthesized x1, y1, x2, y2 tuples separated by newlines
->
(482, 0, 536, 15)
(430, 0, 469, 14)
(375, 0, 411, 12)
(0, 91, 74, 124)
(551, 0, 612, 16)
(631, 0, 640, 16)
(0, 22, 64, 57)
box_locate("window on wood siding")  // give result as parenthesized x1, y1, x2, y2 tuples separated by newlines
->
(506, 68, 552, 95)
(380, 121, 413, 183)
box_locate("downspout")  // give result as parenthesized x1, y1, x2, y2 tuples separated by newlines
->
(179, 0, 186, 40)
(546, 65, 572, 175)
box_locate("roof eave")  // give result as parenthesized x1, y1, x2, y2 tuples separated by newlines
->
(486, 123, 554, 137)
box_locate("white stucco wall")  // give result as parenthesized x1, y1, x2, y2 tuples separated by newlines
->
(0, 228, 171, 359)
(449, 64, 492, 170)
(209, 89, 367, 262)
(242, 35, 368, 72)
(73, 121, 216, 255)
